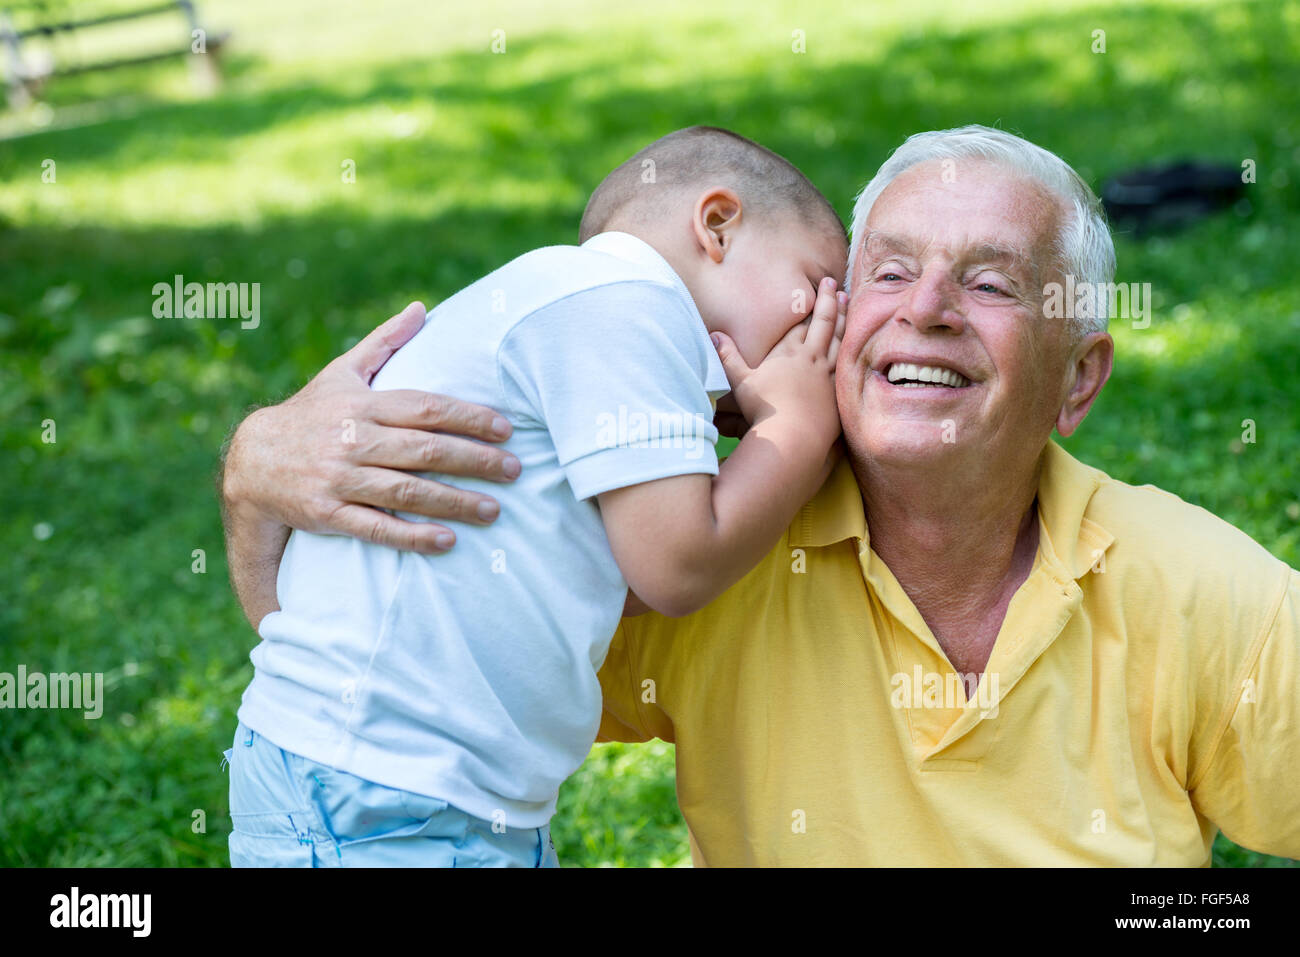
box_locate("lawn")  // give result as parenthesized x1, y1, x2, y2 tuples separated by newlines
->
(1, 0, 1297, 867)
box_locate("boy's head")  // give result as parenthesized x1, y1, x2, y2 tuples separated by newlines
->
(581, 126, 848, 366)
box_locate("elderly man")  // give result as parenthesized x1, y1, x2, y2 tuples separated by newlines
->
(221, 127, 1299, 866)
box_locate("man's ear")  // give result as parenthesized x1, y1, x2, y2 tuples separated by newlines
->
(691, 187, 743, 264)
(1056, 332, 1114, 437)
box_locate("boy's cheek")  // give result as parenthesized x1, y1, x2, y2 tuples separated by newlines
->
(740, 340, 767, 368)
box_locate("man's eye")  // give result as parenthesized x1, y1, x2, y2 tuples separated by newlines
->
(975, 281, 1006, 295)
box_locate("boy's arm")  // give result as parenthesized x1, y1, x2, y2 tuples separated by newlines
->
(598, 281, 843, 617)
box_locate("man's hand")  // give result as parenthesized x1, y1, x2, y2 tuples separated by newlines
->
(220, 301, 521, 627)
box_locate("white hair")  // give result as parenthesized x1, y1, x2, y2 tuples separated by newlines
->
(846, 125, 1116, 338)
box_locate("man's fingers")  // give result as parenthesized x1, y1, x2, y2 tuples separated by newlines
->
(357, 425, 520, 482)
(340, 467, 503, 526)
(327, 503, 460, 554)
(368, 389, 513, 443)
(346, 301, 429, 384)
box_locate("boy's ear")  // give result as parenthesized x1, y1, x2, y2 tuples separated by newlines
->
(691, 187, 743, 264)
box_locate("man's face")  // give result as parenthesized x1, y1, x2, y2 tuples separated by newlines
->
(835, 159, 1073, 473)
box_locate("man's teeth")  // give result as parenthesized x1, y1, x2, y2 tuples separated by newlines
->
(886, 363, 970, 388)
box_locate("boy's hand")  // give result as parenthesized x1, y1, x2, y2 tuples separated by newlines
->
(600, 280, 846, 620)
(710, 277, 844, 450)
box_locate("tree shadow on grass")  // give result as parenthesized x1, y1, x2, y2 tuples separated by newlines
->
(1, 0, 1296, 201)
(1, 0, 1297, 867)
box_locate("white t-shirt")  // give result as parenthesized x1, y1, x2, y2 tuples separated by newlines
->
(238, 232, 730, 827)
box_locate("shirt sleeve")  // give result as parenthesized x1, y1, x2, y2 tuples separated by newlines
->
(596, 619, 677, 744)
(1189, 566, 1300, 860)
(497, 280, 724, 501)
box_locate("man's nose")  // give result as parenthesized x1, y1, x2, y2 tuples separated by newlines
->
(898, 268, 964, 333)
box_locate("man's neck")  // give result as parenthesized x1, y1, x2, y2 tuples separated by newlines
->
(852, 445, 1045, 676)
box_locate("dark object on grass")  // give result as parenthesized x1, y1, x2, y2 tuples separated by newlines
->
(1101, 161, 1247, 235)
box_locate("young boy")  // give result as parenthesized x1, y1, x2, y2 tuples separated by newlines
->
(224, 126, 848, 867)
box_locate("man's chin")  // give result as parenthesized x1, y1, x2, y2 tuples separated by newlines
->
(843, 419, 966, 469)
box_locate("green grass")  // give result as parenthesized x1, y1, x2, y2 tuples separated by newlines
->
(1, 0, 1298, 867)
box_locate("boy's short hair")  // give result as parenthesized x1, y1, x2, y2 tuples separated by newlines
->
(579, 126, 844, 245)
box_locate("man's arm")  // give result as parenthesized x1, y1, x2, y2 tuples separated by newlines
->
(1188, 567, 1300, 860)
(218, 301, 523, 629)
(218, 433, 292, 630)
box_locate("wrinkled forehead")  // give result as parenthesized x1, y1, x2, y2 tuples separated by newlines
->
(861, 159, 1064, 272)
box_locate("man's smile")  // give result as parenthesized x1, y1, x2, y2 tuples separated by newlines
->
(864, 352, 979, 397)
(885, 362, 970, 388)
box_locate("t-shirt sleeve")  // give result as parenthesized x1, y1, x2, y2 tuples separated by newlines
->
(497, 280, 725, 501)
(596, 619, 677, 744)
(597, 623, 652, 743)
(1188, 566, 1300, 860)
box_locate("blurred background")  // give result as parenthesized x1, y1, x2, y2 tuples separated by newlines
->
(1, 0, 1297, 867)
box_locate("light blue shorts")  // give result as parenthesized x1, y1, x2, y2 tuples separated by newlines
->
(222, 720, 560, 868)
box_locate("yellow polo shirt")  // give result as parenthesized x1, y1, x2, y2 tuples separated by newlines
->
(596, 440, 1300, 866)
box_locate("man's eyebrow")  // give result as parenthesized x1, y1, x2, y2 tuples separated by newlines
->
(858, 231, 1043, 288)
(859, 231, 920, 259)
(959, 243, 1040, 287)
(961, 242, 1033, 268)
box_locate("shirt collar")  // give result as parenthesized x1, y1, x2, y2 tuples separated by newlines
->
(787, 443, 868, 548)
(788, 439, 1115, 581)
(581, 231, 696, 307)
(1034, 440, 1115, 581)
